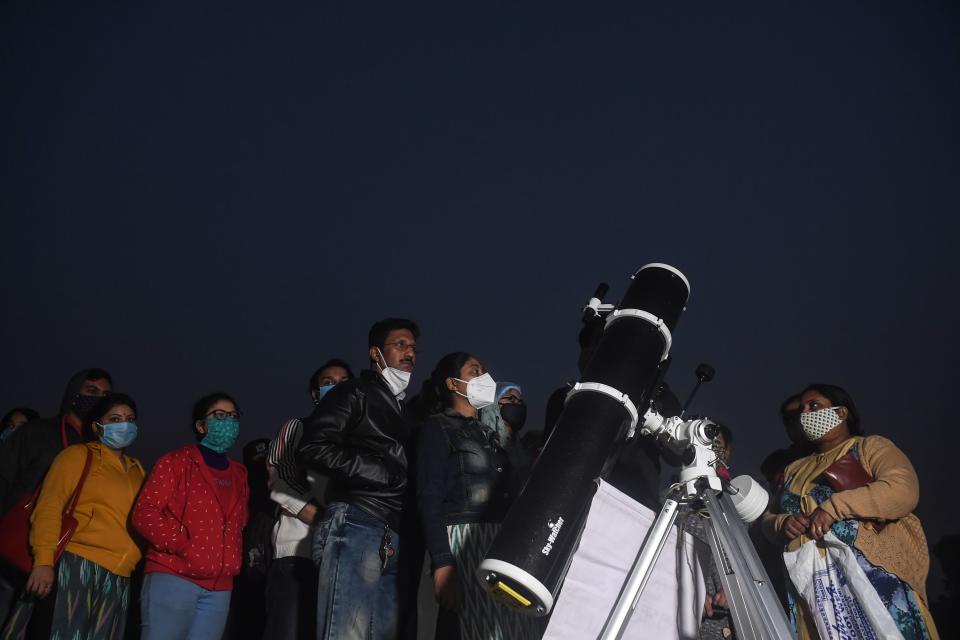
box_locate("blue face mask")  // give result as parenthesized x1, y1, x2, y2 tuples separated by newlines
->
(313, 384, 336, 405)
(201, 417, 240, 453)
(99, 421, 138, 449)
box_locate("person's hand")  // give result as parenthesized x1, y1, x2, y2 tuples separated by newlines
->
(783, 514, 810, 540)
(703, 591, 729, 619)
(297, 502, 320, 525)
(433, 564, 461, 611)
(25, 565, 55, 599)
(807, 508, 835, 540)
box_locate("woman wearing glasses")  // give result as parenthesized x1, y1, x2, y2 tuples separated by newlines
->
(133, 392, 249, 640)
(416, 353, 540, 640)
(761, 384, 938, 639)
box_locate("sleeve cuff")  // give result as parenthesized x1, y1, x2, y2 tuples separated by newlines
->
(819, 499, 840, 521)
(33, 548, 56, 567)
(760, 512, 788, 543)
(270, 490, 309, 516)
(430, 552, 455, 572)
(774, 513, 789, 532)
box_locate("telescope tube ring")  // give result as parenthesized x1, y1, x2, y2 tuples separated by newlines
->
(604, 308, 673, 360)
(566, 381, 640, 430)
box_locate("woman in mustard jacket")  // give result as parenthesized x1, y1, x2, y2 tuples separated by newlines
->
(22, 393, 145, 640)
(761, 384, 938, 639)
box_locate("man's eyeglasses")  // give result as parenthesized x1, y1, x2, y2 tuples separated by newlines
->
(499, 396, 524, 405)
(384, 341, 417, 353)
(206, 410, 241, 420)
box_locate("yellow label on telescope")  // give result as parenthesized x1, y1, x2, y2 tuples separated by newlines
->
(493, 581, 532, 608)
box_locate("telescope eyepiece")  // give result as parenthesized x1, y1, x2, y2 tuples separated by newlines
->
(703, 422, 719, 440)
(581, 282, 610, 323)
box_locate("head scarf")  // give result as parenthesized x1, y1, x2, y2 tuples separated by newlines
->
(482, 382, 523, 445)
(495, 382, 522, 403)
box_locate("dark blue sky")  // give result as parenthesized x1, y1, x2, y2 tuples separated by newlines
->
(2, 2, 958, 598)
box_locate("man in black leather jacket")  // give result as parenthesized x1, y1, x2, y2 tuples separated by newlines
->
(298, 318, 418, 640)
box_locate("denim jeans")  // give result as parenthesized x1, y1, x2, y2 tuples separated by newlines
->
(312, 502, 400, 640)
(140, 573, 232, 640)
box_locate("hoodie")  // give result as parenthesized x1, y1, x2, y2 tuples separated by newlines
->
(0, 369, 96, 515)
(133, 444, 249, 591)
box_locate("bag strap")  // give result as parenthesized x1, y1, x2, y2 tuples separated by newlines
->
(63, 447, 94, 518)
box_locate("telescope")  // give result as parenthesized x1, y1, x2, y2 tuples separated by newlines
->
(478, 263, 690, 616)
(478, 263, 791, 640)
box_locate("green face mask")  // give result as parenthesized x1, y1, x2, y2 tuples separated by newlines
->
(201, 417, 239, 453)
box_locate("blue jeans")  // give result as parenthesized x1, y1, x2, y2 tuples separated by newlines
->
(312, 502, 400, 640)
(141, 573, 232, 640)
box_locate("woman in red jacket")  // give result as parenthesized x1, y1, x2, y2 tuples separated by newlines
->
(132, 392, 249, 640)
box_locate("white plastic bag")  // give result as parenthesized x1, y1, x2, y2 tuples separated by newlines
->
(783, 532, 902, 639)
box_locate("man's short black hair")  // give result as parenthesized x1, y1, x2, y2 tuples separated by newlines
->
(309, 358, 356, 392)
(85, 368, 113, 385)
(368, 318, 419, 350)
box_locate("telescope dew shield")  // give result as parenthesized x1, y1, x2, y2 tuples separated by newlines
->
(478, 263, 690, 616)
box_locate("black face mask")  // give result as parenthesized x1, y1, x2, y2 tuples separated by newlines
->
(71, 394, 102, 419)
(499, 403, 528, 432)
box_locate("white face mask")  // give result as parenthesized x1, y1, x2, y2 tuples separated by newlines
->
(800, 406, 843, 441)
(454, 373, 497, 410)
(375, 348, 411, 398)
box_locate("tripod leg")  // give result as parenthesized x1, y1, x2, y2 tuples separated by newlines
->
(701, 513, 757, 639)
(702, 490, 793, 640)
(599, 498, 681, 640)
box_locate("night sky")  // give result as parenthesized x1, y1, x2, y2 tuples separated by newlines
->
(2, 2, 958, 600)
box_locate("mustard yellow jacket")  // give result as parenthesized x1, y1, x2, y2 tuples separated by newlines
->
(30, 442, 146, 577)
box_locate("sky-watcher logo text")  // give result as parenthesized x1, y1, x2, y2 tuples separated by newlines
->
(541, 517, 565, 556)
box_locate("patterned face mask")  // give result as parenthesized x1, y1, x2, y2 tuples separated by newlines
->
(201, 417, 240, 453)
(799, 406, 843, 441)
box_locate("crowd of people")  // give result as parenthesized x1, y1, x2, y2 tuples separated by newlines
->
(0, 316, 943, 639)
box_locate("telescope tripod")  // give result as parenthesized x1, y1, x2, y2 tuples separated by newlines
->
(599, 478, 792, 640)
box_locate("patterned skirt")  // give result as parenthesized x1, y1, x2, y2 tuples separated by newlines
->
(50, 551, 131, 640)
(447, 522, 543, 640)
